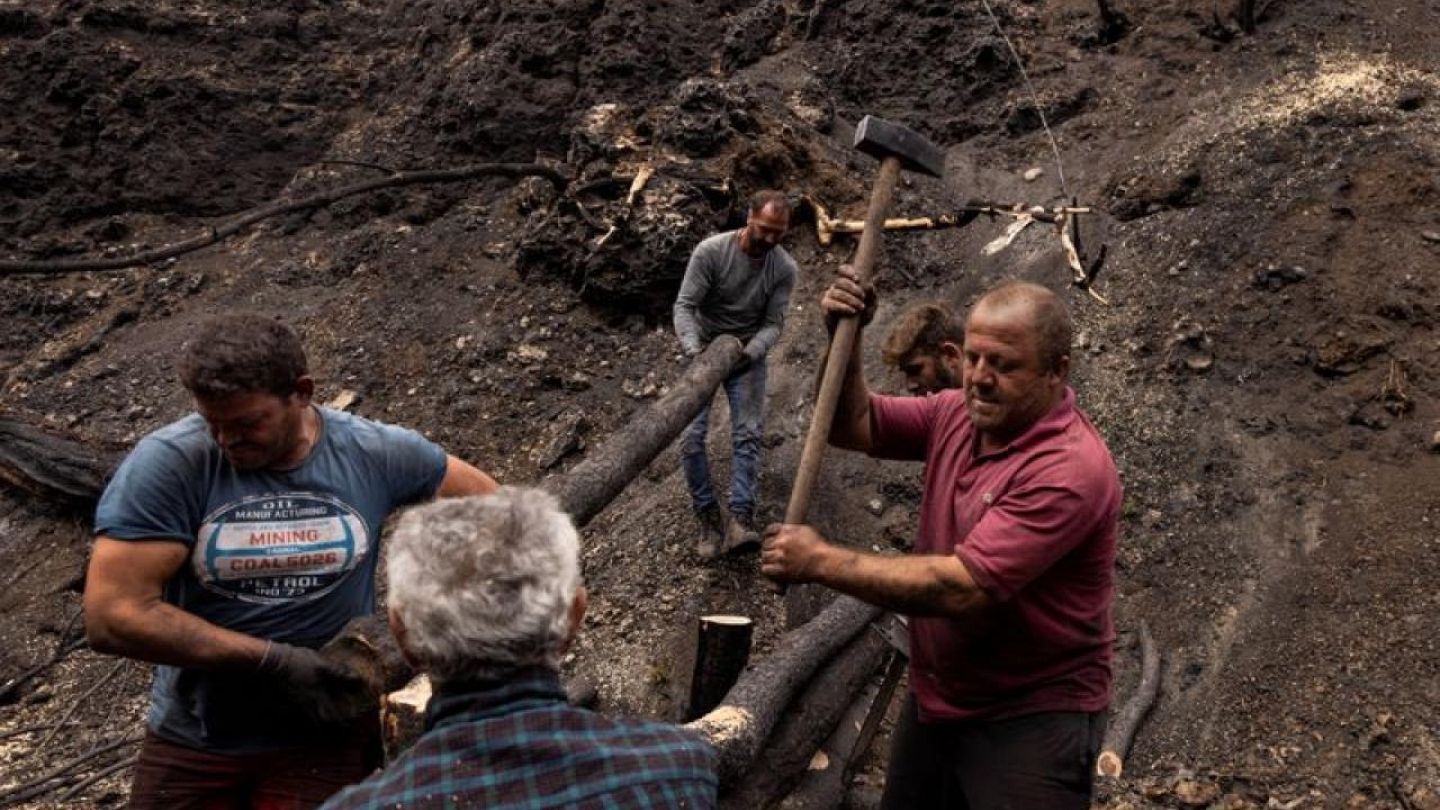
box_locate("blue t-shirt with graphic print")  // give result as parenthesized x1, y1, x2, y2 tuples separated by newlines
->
(94, 406, 447, 753)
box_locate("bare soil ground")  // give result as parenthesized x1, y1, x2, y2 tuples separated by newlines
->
(1, 0, 1438, 807)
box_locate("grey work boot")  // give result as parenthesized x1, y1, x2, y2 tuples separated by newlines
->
(722, 510, 761, 555)
(695, 507, 724, 559)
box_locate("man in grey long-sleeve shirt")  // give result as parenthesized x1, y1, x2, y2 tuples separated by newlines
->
(674, 190, 798, 557)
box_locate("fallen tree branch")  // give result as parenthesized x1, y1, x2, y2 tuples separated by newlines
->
(53, 753, 139, 803)
(0, 720, 97, 743)
(0, 732, 140, 808)
(1096, 621, 1161, 778)
(545, 336, 744, 527)
(33, 660, 126, 753)
(0, 608, 86, 705)
(0, 162, 568, 276)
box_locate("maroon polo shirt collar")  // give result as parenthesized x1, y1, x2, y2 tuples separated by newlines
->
(972, 386, 1077, 460)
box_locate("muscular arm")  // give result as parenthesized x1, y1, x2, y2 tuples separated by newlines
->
(436, 454, 499, 498)
(762, 524, 993, 619)
(84, 538, 268, 668)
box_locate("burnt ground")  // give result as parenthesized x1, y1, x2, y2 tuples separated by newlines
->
(2, 0, 1439, 806)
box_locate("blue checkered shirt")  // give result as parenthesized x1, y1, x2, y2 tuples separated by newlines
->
(319, 668, 718, 809)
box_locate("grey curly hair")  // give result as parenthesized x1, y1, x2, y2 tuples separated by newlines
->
(386, 487, 582, 683)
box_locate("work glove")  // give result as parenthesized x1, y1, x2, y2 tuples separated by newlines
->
(258, 641, 377, 726)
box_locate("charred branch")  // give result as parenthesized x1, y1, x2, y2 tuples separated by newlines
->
(0, 733, 140, 808)
(1096, 621, 1162, 778)
(0, 163, 567, 276)
(0, 419, 118, 510)
(0, 608, 86, 705)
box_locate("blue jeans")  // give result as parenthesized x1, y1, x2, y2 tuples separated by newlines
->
(681, 355, 767, 515)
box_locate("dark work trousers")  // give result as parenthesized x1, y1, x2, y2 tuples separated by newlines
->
(127, 720, 380, 810)
(879, 693, 1105, 810)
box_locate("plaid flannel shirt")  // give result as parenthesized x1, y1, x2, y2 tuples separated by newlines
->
(320, 668, 718, 809)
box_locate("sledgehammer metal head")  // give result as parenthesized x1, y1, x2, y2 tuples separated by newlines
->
(854, 115, 944, 178)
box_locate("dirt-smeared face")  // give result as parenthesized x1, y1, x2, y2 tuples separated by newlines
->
(742, 203, 790, 257)
(962, 303, 1066, 451)
(899, 345, 962, 396)
(196, 389, 311, 471)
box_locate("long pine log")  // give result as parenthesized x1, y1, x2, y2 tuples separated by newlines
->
(687, 595, 882, 790)
(545, 335, 743, 526)
(721, 627, 887, 807)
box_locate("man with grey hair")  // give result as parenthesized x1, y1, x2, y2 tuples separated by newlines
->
(674, 189, 798, 557)
(763, 275, 1121, 810)
(320, 487, 719, 810)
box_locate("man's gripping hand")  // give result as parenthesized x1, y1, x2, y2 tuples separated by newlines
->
(820, 265, 877, 332)
(761, 523, 834, 584)
(258, 641, 375, 725)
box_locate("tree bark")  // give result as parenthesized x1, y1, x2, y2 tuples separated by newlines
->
(687, 615, 754, 721)
(777, 651, 904, 810)
(687, 595, 883, 790)
(544, 335, 744, 527)
(721, 628, 887, 807)
(0, 418, 118, 510)
(1096, 621, 1161, 778)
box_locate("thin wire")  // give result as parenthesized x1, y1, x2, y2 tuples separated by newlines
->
(977, 0, 1071, 200)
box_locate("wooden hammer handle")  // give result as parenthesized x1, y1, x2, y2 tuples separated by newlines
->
(784, 156, 901, 526)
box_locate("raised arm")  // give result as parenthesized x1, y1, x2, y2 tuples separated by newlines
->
(819, 266, 877, 452)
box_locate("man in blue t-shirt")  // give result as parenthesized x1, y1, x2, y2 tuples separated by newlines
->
(84, 314, 498, 810)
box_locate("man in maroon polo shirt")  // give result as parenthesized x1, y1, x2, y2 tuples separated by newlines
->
(761, 274, 1121, 809)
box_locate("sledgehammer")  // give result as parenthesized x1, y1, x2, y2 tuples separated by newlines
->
(776, 116, 944, 624)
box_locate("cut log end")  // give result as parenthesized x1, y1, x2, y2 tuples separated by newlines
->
(687, 615, 754, 721)
(1096, 749, 1123, 778)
